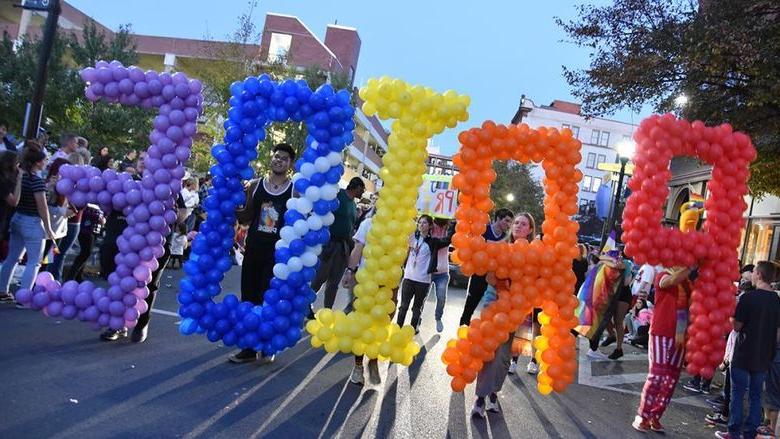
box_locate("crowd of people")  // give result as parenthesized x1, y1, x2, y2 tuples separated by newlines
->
(2, 130, 780, 438)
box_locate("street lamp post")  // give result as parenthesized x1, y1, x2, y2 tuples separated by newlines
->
(600, 139, 636, 249)
(23, 0, 61, 141)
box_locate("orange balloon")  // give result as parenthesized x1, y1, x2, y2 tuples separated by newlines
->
(443, 122, 582, 395)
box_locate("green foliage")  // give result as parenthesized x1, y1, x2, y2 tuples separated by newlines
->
(490, 161, 545, 227)
(0, 20, 150, 158)
(558, 0, 780, 196)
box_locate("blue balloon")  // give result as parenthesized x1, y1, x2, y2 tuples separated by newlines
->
(274, 247, 291, 263)
(224, 294, 239, 309)
(293, 178, 310, 194)
(275, 300, 292, 315)
(270, 278, 284, 290)
(229, 81, 244, 97)
(595, 183, 612, 219)
(303, 231, 319, 247)
(314, 200, 331, 215)
(199, 314, 216, 329)
(287, 271, 303, 287)
(261, 305, 276, 320)
(260, 322, 275, 340)
(302, 267, 316, 282)
(258, 79, 274, 97)
(289, 239, 305, 256)
(326, 167, 341, 184)
(207, 329, 221, 342)
(310, 173, 325, 187)
(178, 292, 194, 305)
(272, 315, 290, 331)
(223, 331, 237, 346)
(284, 209, 304, 225)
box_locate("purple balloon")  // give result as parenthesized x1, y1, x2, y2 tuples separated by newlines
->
(126, 189, 142, 205)
(74, 292, 92, 309)
(84, 306, 100, 322)
(107, 180, 123, 194)
(170, 97, 185, 110)
(175, 83, 190, 99)
(139, 247, 155, 261)
(133, 266, 152, 283)
(137, 300, 149, 314)
(154, 184, 172, 199)
(88, 176, 106, 192)
(129, 234, 147, 252)
(108, 286, 124, 301)
(112, 192, 128, 209)
(161, 154, 178, 168)
(119, 78, 134, 94)
(134, 222, 150, 235)
(109, 300, 126, 316)
(123, 294, 139, 307)
(148, 79, 162, 95)
(120, 276, 138, 292)
(56, 179, 74, 196)
(98, 313, 111, 327)
(97, 190, 112, 206)
(32, 293, 50, 309)
(62, 305, 78, 320)
(15, 289, 32, 305)
(85, 88, 98, 102)
(153, 115, 170, 131)
(104, 82, 120, 98)
(97, 67, 112, 83)
(183, 123, 197, 137)
(189, 79, 203, 94)
(124, 308, 140, 321)
(161, 84, 176, 101)
(46, 301, 63, 317)
(80, 67, 97, 82)
(159, 72, 172, 85)
(61, 288, 77, 305)
(109, 316, 125, 330)
(70, 192, 86, 207)
(175, 147, 191, 162)
(128, 66, 145, 82)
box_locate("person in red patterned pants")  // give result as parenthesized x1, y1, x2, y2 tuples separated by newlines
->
(633, 265, 695, 434)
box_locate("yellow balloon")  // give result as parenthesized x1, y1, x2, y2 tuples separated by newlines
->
(305, 77, 470, 363)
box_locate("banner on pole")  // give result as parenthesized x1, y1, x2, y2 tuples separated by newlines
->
(416, 174, 458, 219)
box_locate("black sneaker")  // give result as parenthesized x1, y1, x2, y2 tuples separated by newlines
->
(600, 335, 617, 347)
(705, 413, 728, 426)
(706, 396, 725, 407)
(228, 349, 258, 363)
(700, 384, 711, 394)
(131, 326, 148, 343)
(683, 380, 702, 393)
(100, 328, 128, 341)
(608, 348, 623, 360)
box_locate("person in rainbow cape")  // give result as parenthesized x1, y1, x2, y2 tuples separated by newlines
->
(632, 191, 703, 433)
(576, 230, 634, 360)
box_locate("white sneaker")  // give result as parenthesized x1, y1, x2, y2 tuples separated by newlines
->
(258, 354, 275, 365)
(526, 361, 539, 375)
(436, 320, 444, 333)
(367, 359, 381, 385)
(350, 366, 364, 385)
(486, 395, 500, 413)
(587, 349, 608, 360)
(508, 361, 517, 375)
(471, 401, 486, 418)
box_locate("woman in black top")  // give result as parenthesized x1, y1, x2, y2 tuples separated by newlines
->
(0, 143, 56, 303)
(0, 150, 22, 295)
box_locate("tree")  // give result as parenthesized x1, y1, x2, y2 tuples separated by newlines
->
(0, 20, 150, 157)
(189, 0, 355, 174)
(557, 0, 780, 197)
(490, 161, 545, 228)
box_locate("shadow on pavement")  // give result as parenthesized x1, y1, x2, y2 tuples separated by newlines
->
(446, 390, 467, 438)
(408, 334, 440, 386)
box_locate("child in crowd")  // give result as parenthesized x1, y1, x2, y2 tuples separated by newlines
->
(169, 223, 188, 269)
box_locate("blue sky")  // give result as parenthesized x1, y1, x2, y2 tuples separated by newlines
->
(68, 0, 647, 155)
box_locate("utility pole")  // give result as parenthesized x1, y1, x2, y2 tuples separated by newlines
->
(23, 0, 61, 141)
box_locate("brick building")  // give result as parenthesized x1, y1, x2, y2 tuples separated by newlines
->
(0, 3, 386, 192)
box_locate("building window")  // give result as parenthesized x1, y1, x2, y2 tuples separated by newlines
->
(563, 123, 580, 138)
(582, 175, 592, 192)
(592, 177, 602, 192)
(586, 153, 596, 168)
(597, 154, 606, 167)
(600, 131, 610, 147)
(267, 33, 292, 63)
(590, 129, 600, 145)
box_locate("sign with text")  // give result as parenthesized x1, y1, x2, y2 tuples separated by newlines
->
(417, 174, 458, 219)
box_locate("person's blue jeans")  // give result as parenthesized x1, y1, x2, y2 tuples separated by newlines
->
(729, 365, 766, 439)
(48, 222, 80, 281)
(0, 214, 46, 293)
(430, 272, 449, 321)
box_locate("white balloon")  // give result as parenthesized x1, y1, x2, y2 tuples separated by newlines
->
(275, 239, 289, 249)
(286, 198, 298, 211)
(293, 219, 309, 236)
(296, 197, 313, 214)
(301, 252, 318, 267)
(327, 152, 342, 166)
(307, 215, 323, 231)
(287, 256, 303, 272)
(305, 186, 321, 202)
(314, 157, 330, 173)
(321, 212, 335, 226)
(291, 173, 302, 183)
(308, 244, 323, 256)
(273, 263, 289, 280)
(300, 162, 316, 178)
(321, 184, 338, 201)
(280, 226, 298, 243)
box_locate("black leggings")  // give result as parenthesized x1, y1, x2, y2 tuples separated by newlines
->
(397, 278, 430, 329)
(459, 275, 488, 326)
(240, 244, 275, 305)
(65, 233, 95, 282)
(136, 240, 171, 330)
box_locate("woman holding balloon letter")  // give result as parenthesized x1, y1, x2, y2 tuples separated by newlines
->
(472, 212, 535, 418)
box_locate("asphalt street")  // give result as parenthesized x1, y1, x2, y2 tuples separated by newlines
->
(1, 264, 721, 438)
